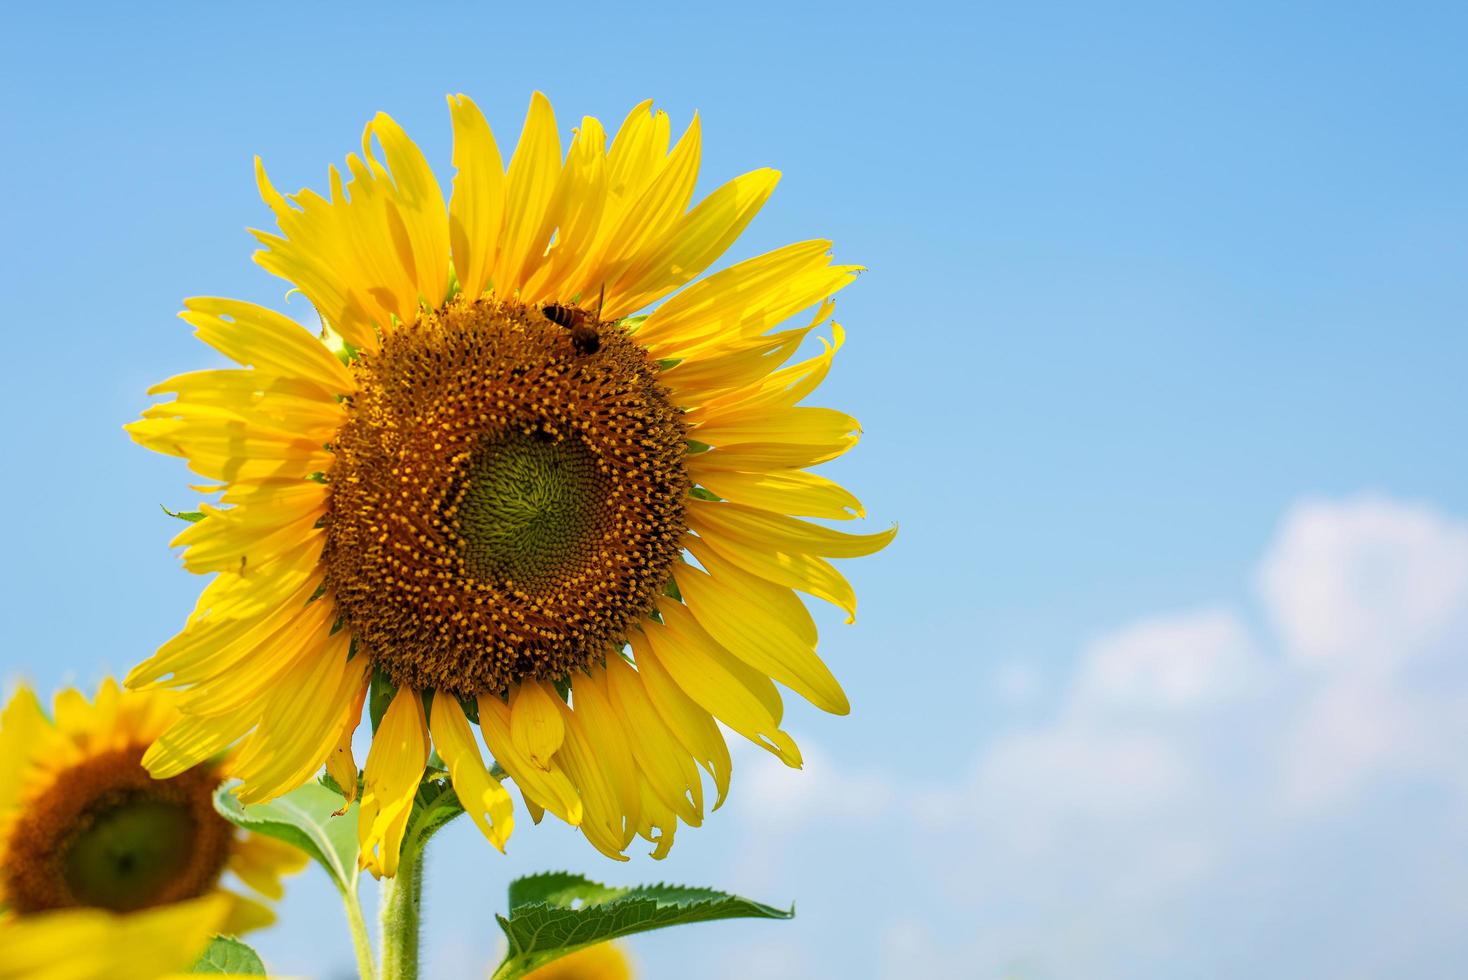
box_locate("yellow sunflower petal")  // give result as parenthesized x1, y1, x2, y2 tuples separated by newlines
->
(326, 667, 371, 806)
(521, 116, 609, 303)
(0, 894, 228, 980)
(143, 709, 256, 780)
(687, 500, 895, 622)
(689, 321, 845, 422)
(219, 889, 278, 935)
(492, 92, 562, 296)
(690, 406, 862, 461)
(567, 671, 641, 829)
(687, 463, 865, 521)
(253, 164, 382, 352)
(626, 629, 732, 809)
(229, 631, 362, 805)
(124, 409, 333, 482)
(607, 166, 780, 317)
(146, 371, 346, 437)
(674, 552, 849, 715)
(358, 686, 429, 878)
(429, 696, 514, 851)
(178, 298, 355, 394)
(173, 595, 336, 718)
(689, 499, 896, 558)
(552, 699, 633, 861)
(606, 101, 670, 213)
(509, 680, 566, 770)
(686, 511, 855, 621)
(658, 324, 817, 404)
(551, 101, 670, 300)
(641, 600, 802, 767)
(0, 686, 46, 812)
(591, 114, 702, 318)
(51, 688, 93, 745)
(602, 655, 704, 824)
(634, 781, 679, 861)
(129, 569, 324, 692)
(447, 93, 507, 300)
(172, 502, 325, 576)
(635, 241, 859, 358)
(228, 833, 310, 901)
(478, 694, 583, 827)
(362, 112, 452, 311)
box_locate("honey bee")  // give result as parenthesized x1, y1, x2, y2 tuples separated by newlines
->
(542, 285, 604, 355)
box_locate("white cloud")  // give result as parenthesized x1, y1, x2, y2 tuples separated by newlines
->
(972, 727, 1191, 834)
(1071, 607, 1262, 712)
(1256, 495, 1468, 670)
(738, 494, 1468, 978)
(1260, 497, 1468, 808)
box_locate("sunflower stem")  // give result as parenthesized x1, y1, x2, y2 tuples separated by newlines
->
(344, 886, 377, 980)
(378, 840, 424, 980)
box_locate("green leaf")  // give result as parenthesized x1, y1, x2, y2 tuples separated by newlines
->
(213, 782, 360, 895)
(405, 773, 464, 850)
(492, 872, 792, 979)
(161, 504, 206, 523)
(190, 935, 266, 975)
(368, 667, 397, 734)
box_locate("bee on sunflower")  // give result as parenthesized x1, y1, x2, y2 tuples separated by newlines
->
(126, 92, 894, 878)
(0, 680, 304, 979)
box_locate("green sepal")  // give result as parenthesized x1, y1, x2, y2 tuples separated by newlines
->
(161, 505, 206, 523)
(190, 936, 266, 975)
(368, 667, 397, 734)
(491, 872, 793, 980)
(317, 768, 363, 803)
(212, 782, 360, 896)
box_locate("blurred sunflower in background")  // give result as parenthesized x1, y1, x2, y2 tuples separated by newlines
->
(523, 942, 632, 980)
(0, 680, 304, 977)
(127, 92, 894, 875)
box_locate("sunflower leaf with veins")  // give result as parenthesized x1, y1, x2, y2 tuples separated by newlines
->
(213, 782, 360, 896)
(189, 935, 266, 974)
(492, 872, 792, 979)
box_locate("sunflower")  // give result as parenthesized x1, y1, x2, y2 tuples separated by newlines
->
(524, 942, 633, 980)
(0, 681, 304, 976)
(127, 92, 893, 875)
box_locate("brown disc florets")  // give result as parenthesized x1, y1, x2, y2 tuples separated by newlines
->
(323, 296, 690, 698)
(2, 747, 232, 913)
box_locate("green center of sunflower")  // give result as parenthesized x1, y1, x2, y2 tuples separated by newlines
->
(1, 747, 233, 914)
(62, 798, 197, 912)
(323, 296, 689, 698)
(453, 432, 613, 591)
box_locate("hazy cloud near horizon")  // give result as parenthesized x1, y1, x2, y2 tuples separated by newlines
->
(732, 494, 1468, 979)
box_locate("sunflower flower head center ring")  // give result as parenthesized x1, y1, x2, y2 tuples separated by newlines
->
(323, 296, 689, 698)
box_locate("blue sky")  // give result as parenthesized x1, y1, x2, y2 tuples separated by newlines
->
(3, 2, 1466, 977)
